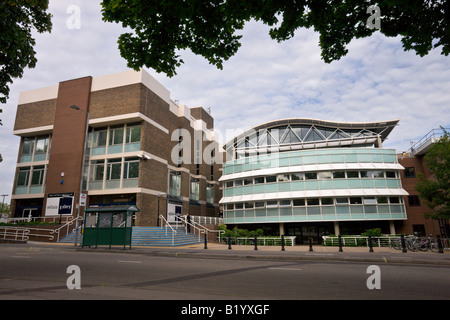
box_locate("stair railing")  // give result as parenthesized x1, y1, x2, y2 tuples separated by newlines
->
(159, 214, 177, 246)
(179, 216, 222, 242)
(54, 216, 82, 242)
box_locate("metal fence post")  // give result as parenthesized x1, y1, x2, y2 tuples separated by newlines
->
(401, 234, 407, 253)
(204, 233, 207, 249)
(368, 235, 374, 252)
(281, 235, 285, 251)
(437, 235, 444, 254)
(309, 238, 313, 252)
(338, 234, 343, 252)
(254, 236, 258, 251)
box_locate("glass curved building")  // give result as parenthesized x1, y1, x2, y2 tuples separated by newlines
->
(219, 118, 408, 242)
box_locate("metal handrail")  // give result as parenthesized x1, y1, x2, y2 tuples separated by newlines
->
(54, 216, 81, 242)
(178, 216, 225, 242)
(159, 214, 177, 245)
(178, 216, 205, 241)
(0, 226, 29, 242)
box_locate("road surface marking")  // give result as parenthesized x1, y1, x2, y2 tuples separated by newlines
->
(118, 260, 142, 264)
(268, 267, 302, 271)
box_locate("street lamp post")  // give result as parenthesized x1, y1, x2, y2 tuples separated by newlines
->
(70, 105, 89, 246)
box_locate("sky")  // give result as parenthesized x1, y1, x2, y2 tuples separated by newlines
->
(1, 1, 449, 206)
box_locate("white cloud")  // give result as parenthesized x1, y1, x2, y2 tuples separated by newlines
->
(1, 2, 449, 205)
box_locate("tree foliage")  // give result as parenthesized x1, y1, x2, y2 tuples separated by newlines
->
(0, 0, 52, 104)
(415, 128, 450, 220)
(101, 0, 450, 77)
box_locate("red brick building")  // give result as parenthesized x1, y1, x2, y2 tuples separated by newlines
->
(396, 128, 450, 238)
(10, 70, 222, 226)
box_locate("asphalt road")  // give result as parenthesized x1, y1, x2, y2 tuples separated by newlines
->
(0, 243, 449, 304)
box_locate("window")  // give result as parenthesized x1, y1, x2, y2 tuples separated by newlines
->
(307, 198, 320, 206)
(31, 166, 45, 185)
(293, 199, 305, 206)
(109, 125, 124, 145)
(190, 178, 199, 201)
(126, 123, 141, 143)
(404, 167, 416, 178)
(35, 136, 49, 154)
(385, 171, 396, 178)
(363, 197, 377, 205)
(123, 157, 139, 179)
(377, 197, 388, 204)
(106, 159, 122, 180)
(335, 197, 349, 204)
(235, 179, 243, 186)
(360, 171, 372, 178)
(225, 181, 234, 188)
(408, 195, 421, 206)
(169, 171, 181, 196)
(226, 204, 234, 210)
(254, 202, 265, 208)
(244, 178, 253, 185)
(389, 197, 401, 204)
(244, 202, 254, 209)
(347, 171, 359, 178)
(266, 201, 278, 208)
(91, 160, 105, 181)
(266, 176, 276, 183)
(235, 203, 244, 209)
(254, 177, 265, 184)
(318, 172, 332, 179)
(333, 171, 345, 179)
(305, 172, 317, 180)
(349, 197, 362, 204)
(291, 173, 304, 181)
(372, 171, 384, 178)
(93, 128, 107, 147)
(17, 167, 31, 186)
(21, 138, 34, 156)
(277, 174, 290, 182)
(279, 200, 291, 206)
(321, 198, 333, 205)
(206, 184, 214, 204)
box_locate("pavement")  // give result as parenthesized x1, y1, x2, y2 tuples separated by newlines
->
(22, 240, 450, 266)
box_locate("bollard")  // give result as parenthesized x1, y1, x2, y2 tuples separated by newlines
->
(338, 234, 343, 252)
(368, 235, 374, 252)
(437, 235, 444, 254)
(254, 236, 258, 251)
(401, 234, 407, 253)
(204, 233, 207, 249)
(228, 237, 232, 250)
(309, 238, 313, 252)
(281, 235, 285, 251)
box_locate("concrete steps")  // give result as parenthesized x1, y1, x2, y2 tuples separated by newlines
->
(131, 226, 202, 247)
(58, 226, 202, 247)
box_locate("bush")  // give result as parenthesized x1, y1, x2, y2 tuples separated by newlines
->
(361, 228, 383, 237)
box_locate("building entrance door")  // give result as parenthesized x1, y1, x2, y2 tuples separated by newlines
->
(22, 208, 38, 219)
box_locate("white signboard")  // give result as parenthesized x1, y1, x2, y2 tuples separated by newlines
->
(79, 193, 87, 207)
(45, 193, 74, 216)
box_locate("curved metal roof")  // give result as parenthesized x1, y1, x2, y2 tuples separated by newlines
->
(224, 118, 400, 149)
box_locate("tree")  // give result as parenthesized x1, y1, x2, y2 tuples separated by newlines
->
(0, 1, 53, 104)
(101, 0, 450, 77)
(415, 128, 450, 221)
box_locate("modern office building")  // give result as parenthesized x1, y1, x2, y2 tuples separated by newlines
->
(397, 128, 450, 238)
(219, 118, 408, 243)
(10, 69, 222, 226)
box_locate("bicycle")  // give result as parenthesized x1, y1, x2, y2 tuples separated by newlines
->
(416, 236, 440, 252)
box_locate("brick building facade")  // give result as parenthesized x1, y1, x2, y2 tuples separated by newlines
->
(10, 70, 222, 226)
